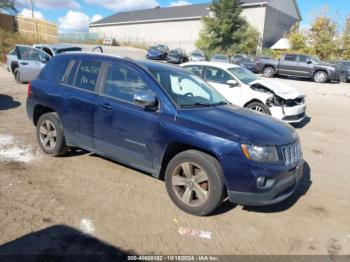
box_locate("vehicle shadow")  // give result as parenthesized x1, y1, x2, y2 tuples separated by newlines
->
(242, 161, 312, 213)
(0, 224, 134, 261)
(291, 116, 311, 129)
(0, 94, 21, 110)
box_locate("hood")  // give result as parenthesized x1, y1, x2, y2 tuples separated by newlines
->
(250, 79, 303, 100)
(315, 61, 335, 69)
(179, 105, 298, 146)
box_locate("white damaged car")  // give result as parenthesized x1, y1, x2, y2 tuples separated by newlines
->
(181, 61, 307, 123)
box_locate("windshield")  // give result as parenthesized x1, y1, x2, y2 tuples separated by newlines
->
(228, 67, 259, 85)
(149, 46, 161, 51)
(56, 47, 83, 54)
(169, 50, 181, 56)
(192, 52, 204, 57)
(241, 57, 254, 63)
(214, 55, 228, 60)
(312, 56, 321, 63)
(343, 61, 350, 67)
(146, 66, 228, 108)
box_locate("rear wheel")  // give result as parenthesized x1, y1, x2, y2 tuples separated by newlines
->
(14, 68, 22, 84)
(165, 150, 225, 216)
(313, 71, 328, 83)
(246, 102, 270, 115)
(262, 66, 275, 78)
(36, 113, 68, 156)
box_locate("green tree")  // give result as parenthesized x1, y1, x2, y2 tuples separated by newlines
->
(196, 0, 258, 56)
(342, 16, 350, 60)
(0, 0, 17, 14)
(288, 23, 306, 52)
(310, 16, 337, 60)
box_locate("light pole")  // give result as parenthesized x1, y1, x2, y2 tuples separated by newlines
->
(30, 0, 38, 40)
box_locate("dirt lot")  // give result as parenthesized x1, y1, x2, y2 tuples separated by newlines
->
(0, 47, 350, 256)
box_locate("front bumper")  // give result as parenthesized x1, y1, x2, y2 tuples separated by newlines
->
(228, 162, 304, 206)
(146, 54, 164, 60)
(269, 103, 307, 123)
(328, 71, 340, 81)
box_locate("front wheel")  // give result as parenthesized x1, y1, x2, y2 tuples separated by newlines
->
(165, 150, 225, 216)
(313, 71, 328, 83)
(246, 102, 270, 115)
(36, 113, 68, 156)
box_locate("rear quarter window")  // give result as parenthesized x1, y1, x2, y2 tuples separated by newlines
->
(37, 57, 70, 83)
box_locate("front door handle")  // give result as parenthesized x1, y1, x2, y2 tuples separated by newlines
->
(20, 62, 28, 65)
(99, 103, 112, 110)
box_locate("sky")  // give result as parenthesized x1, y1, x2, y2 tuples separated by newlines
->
(14, 0, 350, 33)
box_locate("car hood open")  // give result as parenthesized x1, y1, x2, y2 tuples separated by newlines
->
(250, 79, 303, 100)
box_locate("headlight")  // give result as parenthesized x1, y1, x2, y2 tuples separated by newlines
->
(241, 144, 279, 163)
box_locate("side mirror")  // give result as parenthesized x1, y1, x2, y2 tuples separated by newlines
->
(306, 60, 313, 64)
(227, 79, 239, 87)
(133, 90, 158, 109)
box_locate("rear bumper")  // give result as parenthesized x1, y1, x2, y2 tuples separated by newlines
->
(228, 163, 304, 206)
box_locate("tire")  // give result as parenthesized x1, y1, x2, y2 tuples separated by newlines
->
(340, 73, 348, 83)
(262, 66, 275, 78)
(313, 71, 328, 83)
(36, 112, 68, 157)
(246, 102, 271, 115)
(165, 150, 225, 216)
(14, 68, 23, 84)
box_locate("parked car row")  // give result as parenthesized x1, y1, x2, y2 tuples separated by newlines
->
(26, 52, 305, 216)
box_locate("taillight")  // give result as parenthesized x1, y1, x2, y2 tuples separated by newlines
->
(27, 82, 31, 97)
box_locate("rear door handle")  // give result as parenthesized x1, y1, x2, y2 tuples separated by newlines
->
(99, 103, 112, 110)
(20, 62, 28, 65)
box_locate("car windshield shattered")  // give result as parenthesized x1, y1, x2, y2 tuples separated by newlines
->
(147, 66, 227, 108)
(228, 67, 259, 85)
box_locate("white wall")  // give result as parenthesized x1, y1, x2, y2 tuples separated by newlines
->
(90, 19, 203, 51)
(90, 6, 267, 52)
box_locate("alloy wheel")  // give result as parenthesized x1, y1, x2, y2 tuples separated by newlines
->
(39, 120, 57, 150)
(172, 162, 209, 207)
(314, 72, 327, 83)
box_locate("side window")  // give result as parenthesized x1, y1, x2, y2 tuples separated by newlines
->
(183, 65, 203, 77)
(104, 63, 152, 103)
(284, 55, 297, 62)
(205, 67, 233, 83)
(299, 55, 308, 63)
(17, 46, 49, 62)
(74, 60, 101, 92)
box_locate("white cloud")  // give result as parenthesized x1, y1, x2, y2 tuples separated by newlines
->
(84, 0, 159, 12)
(19, 8, 44, 20)
(91, 14, 103, 23)
(58, 11, 103, 32)
(17, 0, 80, 10)
(168, 0, 191, 7)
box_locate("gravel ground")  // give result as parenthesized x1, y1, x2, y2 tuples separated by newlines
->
(0, 46, 349, 256)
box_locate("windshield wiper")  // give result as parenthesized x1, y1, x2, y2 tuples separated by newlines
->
(181, 102, 213, 108)
(211, 101, 228, 106)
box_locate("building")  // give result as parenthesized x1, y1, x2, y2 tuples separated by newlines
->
(89, 0, 301, 51)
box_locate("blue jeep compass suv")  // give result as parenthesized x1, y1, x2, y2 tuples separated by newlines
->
(27, 53, 304, 216)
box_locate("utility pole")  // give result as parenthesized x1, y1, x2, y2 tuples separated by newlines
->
(30, 0, 38, 40)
